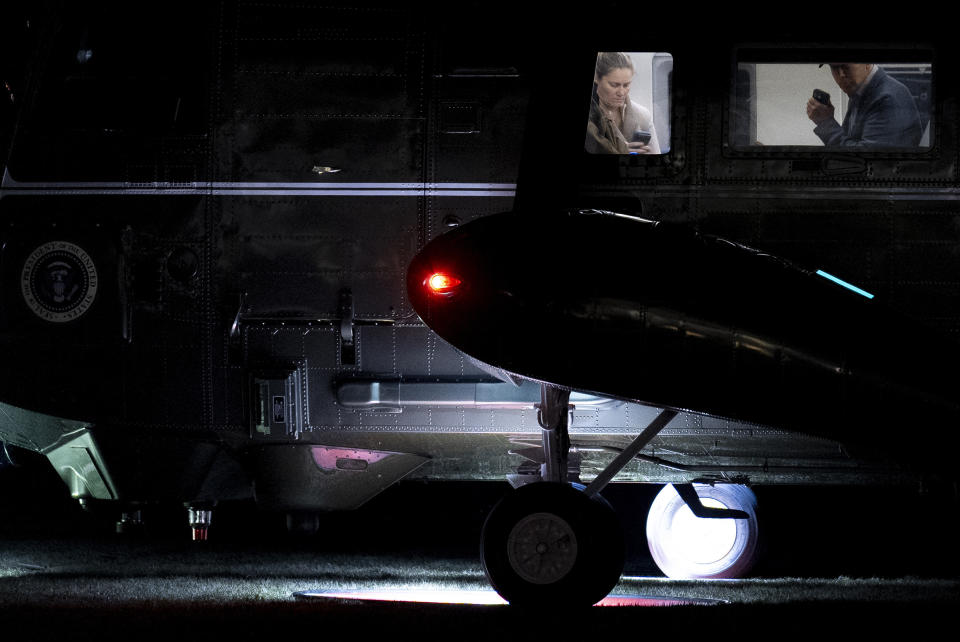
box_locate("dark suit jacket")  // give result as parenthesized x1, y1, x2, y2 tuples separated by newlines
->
(814, 67, 922, 147)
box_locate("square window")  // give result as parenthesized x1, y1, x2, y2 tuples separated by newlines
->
(585, 52, 672, 155)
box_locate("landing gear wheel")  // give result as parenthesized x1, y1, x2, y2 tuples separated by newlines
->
(480, 482, 624, 606)
(646, 483, 760, 579)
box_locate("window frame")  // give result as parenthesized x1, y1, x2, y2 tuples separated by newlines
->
(725, 46, 936, 157)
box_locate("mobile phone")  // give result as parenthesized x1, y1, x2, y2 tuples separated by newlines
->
(812, 89, 831, 105)
(631, 130, 652, 144)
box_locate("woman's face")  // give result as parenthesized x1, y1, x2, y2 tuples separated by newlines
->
(595, 67, 633, 108)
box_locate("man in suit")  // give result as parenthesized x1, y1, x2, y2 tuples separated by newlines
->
(806, 63, 922, 147)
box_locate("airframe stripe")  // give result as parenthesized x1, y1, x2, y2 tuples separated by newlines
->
(0, 172, 516, 197)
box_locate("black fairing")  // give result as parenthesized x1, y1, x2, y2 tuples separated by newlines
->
(408, 210, 960, 466)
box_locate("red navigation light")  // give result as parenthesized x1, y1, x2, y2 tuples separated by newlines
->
(425, 271, 462, 295)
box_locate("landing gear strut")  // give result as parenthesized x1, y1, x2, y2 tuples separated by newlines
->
(480, 384, 627, 606)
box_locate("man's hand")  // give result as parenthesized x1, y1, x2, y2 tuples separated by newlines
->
(807, 97, 834, 125)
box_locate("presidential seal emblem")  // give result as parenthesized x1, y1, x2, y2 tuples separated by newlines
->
(20, 241, 99, 323)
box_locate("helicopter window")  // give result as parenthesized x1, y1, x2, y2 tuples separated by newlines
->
(585, 51, 672, 155)
(732, 59, 932, 150)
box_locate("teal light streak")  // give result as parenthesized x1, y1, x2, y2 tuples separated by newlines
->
(816, 270, 874, 299)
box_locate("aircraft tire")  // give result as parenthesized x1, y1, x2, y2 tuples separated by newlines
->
(646, 483, 760, 579)
(480, 482, 624, 607)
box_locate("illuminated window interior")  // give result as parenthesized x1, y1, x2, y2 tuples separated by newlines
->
(733, 58, 932, 149)
(585, 51, 672, 155)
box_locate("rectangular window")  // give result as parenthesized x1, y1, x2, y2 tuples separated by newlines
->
(733, 50, 932, 150)
(585, 51, 672, 155)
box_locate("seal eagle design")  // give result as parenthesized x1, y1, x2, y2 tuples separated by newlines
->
(20, 241, 99, 322)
